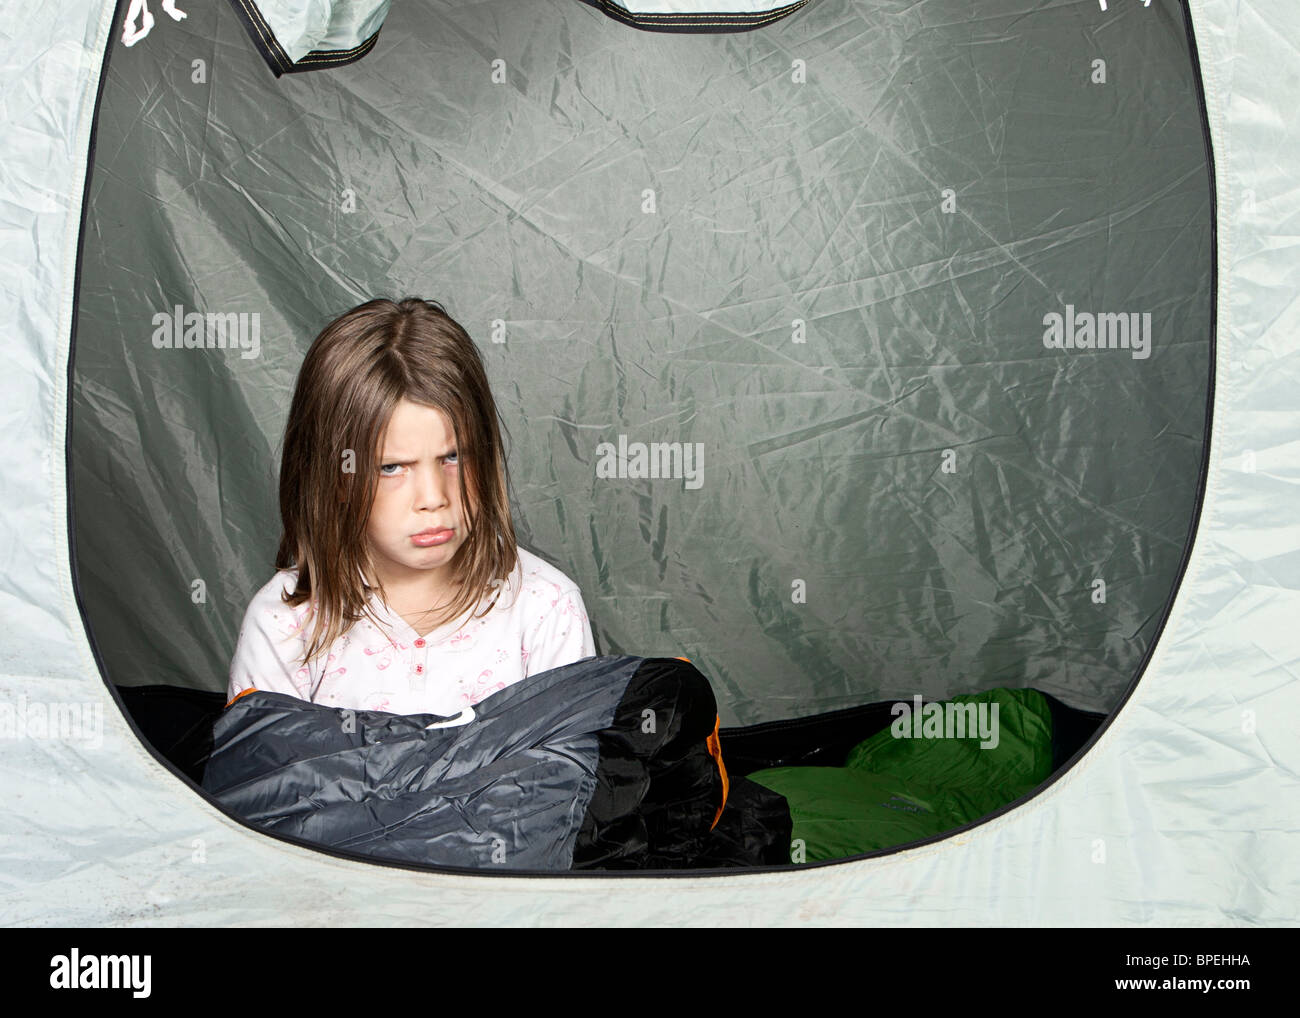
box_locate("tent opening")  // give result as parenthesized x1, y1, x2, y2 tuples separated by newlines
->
(71, 0, 1214, 871)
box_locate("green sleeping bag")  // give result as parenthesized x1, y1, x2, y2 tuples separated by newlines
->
(748, 688, 1055, 862)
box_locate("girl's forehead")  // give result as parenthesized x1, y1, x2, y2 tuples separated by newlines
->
(379, 400, 455, 447)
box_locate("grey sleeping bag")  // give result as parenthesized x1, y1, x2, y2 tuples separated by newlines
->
(201, 653, 789, 870)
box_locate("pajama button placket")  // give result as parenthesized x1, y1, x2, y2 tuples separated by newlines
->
(411, 637, 428, 687)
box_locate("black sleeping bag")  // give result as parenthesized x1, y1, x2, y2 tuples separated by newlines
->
(201, 654, 791, 871)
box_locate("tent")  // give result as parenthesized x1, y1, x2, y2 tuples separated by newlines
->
(2, 0, 1296, 925)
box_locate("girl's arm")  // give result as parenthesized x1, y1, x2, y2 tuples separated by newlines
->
(522, 585, 596, 678)
(226, 592, 315, 705)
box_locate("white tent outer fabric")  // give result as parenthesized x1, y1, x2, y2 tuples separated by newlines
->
(1, 0, 1296, 925)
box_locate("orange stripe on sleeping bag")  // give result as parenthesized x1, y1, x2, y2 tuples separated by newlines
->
(676, 657, 729, 828)
(706, 713, 729, 830)
(224, 687, 258, 709)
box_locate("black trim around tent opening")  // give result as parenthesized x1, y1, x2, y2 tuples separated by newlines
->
(574, 0, 814, 34)
(225, 0, 382, 78)
(226, 0, 815, 81)
(68, 0, 1219, 881)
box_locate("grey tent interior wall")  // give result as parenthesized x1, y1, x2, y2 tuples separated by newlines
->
(73, 0, 1212, 725)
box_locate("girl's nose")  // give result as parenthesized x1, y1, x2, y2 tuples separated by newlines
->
(414, 464, 450, 510)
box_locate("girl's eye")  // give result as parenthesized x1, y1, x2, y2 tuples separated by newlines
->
(378, 454, 455, 475)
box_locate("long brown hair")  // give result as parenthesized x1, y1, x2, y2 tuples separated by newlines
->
(274, 296, 519, 667)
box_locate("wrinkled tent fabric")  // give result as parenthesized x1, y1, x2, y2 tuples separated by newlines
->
(1, 0, 1297, 925)
(76, 0, 1211, 721)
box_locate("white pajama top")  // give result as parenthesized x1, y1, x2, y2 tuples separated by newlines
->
(227, 546, 596, 716)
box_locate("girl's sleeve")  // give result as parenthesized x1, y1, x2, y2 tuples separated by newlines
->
(227, 594, 314, 704)
(523, 585, 597, 678)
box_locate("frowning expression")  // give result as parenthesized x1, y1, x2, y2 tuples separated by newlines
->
(364, 399, 469, 595)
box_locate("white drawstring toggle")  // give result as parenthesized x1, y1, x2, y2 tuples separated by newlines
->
(122, 0, 188, 48)
(424, 706, 476, 730)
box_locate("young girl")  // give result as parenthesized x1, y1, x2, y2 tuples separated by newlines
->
(226, 297, 596, 718)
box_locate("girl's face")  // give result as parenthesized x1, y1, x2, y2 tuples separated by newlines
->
(364, 399, 469, 598)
